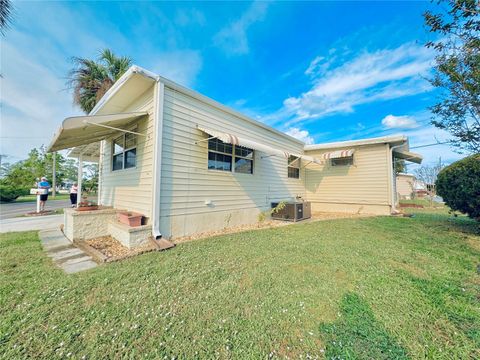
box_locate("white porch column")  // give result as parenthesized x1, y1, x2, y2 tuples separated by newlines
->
(77, 154, 83, 207)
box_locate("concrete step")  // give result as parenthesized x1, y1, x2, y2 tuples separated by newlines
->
(49, 247, 84, 261)
(62, 260, 98, 274)
(39, 228, 98, 274)
(61, 255, 94, 266)
(55, 252, 90, 265)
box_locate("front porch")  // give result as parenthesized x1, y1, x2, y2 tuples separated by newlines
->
(63, 207, 151, 249)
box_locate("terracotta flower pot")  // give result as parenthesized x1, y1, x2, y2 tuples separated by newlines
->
(118, 211, 143, 227)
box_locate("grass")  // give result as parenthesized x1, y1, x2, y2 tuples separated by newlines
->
(14, 208, 64, 218)
(399, 198, 443, 207)
(1, 209, 479, 359)
(13, 194, 70, 203)
(14, 193, 97, 203)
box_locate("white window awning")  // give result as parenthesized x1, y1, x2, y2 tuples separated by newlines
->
(393, 149, 423, 164)
(320, 149, 355, 160)
(197, 126, 322, 164)
(67, 142, 101, 163)
(47, 112, 148, 152)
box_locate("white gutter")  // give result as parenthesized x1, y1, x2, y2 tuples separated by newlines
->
(389, 143, 406, 214)
(89, 65, 159, 115)
(97, 140, 104, 206)
(151, 80, 165, 238)
(305, 135, 407, 151)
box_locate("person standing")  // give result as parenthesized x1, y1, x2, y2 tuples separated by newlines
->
(38, 176, 50, 212)
(70, 182, 78, 208)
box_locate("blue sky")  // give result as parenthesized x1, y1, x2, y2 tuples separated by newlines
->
(1, 1, 464, 169)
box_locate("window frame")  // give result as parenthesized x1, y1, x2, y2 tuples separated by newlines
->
(331, 155, 354, 167)
(287, 155, 300, 179)
(111, 131, 137, 172)
(207, 138, 254, 175)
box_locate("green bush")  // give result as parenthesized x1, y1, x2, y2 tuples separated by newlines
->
(436, 154, 480, 220)
(0, 185, 29, 202)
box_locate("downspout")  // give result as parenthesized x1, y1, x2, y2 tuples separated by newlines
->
(389, 143, 405, 214)
(97, 140, 104, 205)
(151, 80, 165, 238)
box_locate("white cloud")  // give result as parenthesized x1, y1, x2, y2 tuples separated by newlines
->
(281, 42, 434, 125)
(1, 2, 204, 162)
(152, 50, 203, 87)
(0, 42, 79, 162)
(214, 1, 269, 55)
(285, 128, 314, 144)
(381, 114, 418, 129)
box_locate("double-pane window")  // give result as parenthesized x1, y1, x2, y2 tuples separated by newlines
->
(208, 138, 253, 174)
(331, 156, 353, 166)
(112, 132, 136, 171)
(288, 155, 300, 179)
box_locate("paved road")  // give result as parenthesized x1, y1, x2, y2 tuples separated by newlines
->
(0, 214, 64, 233)
(0, 200, 70, 220)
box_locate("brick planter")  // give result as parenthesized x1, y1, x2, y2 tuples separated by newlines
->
(118, 212, 144, 227)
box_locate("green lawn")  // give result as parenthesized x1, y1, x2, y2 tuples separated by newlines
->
(14, 193, 97, 203)
(1, 210, 479, 359)
(14, 194, 70, 203)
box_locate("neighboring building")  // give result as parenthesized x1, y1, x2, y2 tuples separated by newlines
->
(396, 173, 416, 200)
(48, 66, 422, 245)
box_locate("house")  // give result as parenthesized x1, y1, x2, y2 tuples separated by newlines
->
(396, 173, 416, 200)
(47, 65, 422, 247)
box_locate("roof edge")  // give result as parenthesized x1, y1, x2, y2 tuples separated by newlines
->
(304, 135, 408, 151)
(89, 65, 159, 115)
(90, 64, 305, 145)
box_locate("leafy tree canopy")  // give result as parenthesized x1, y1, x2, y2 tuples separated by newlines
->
(1, 147, 78, 189)
(436, 154, 480, 220)
(424, 0, 480, 153)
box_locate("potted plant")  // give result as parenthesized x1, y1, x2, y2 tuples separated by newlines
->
(76, 195, 99, 211)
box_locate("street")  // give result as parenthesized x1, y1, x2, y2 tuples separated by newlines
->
(0, 199, 70, 220)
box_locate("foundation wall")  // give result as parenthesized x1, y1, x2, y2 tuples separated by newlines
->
(311, 202, 391, 215)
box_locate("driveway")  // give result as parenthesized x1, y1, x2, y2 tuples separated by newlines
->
(0, 200, 70, 220)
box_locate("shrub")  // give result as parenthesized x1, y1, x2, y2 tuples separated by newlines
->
(436, 154, 480, 220)
(0, 185, 29, 202)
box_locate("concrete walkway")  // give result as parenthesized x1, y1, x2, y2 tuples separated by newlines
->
(39, 228, 98, 274)
(0, 214, 64, 233)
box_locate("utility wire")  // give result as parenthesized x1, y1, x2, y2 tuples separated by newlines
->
(410, 141, 450, 149)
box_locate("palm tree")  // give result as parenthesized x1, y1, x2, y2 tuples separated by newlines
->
(68, 49, 132, 114)
(0, 0, 13, 36)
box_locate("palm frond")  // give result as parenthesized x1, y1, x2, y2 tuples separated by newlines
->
(0, 0, 14, 36)
(66, 49, 132, 114)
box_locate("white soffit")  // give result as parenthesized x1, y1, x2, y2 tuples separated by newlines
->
(393, 149, 423, 164)
(67, 142, 101, 162)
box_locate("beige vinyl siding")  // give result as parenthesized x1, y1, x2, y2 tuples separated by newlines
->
(160, 87, 305, 238)
(396, 175, 414, 199)
(304, 144, 391, 207)
(99, 86, 155, 218)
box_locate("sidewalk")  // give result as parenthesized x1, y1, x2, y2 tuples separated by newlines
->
(0, 214, 64, 233)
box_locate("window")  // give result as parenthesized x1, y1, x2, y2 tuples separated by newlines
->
(112, 132, 136, 171)
(288, 155, 300, 179)
(208, 138, 253, 174)
(331, 156, 353, 166)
